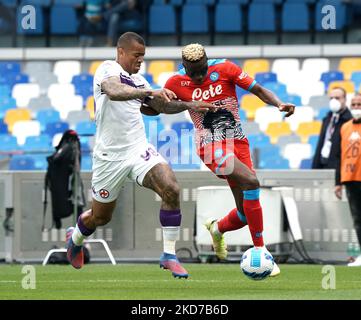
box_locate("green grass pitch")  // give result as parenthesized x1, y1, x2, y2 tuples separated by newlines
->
(0, 263, 361, 300)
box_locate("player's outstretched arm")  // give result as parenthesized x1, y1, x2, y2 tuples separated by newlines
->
(101, 77, 175, 102)
(144, 97, 216, 114)
(250, 83, 295, 117)
(102, 76, 152, 101)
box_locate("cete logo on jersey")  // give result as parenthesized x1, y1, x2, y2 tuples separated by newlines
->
(181, 81, 191, 86)
(192, 84, 223, 101)
(210, 72, 219, 82)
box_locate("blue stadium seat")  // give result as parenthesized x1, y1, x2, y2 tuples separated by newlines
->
(279, 94, 302, 106)
(53, 0, 84, 5)
(0, 85, 11, 97)
(285, 0, 316, 3)
(238, 108, 247, 121)
(37, 109, 61, 131)
(9, 155, 36, 170)
(0, 134, 19, 151)
(76, 121, 96, 136)
(0, 61, 21, 75)
(81, 154, 93, 171)
(282, 2, 309, 32)
(315, 107, 329, 120)
(144, 73, 154, 85)
(44, 121, 69, 137)
(308, 134, 319, 155)
(11, 73, 29, 87)
(0, 122, 8, 134)
(182, 4, 209, 33)
(236, 86, 248, 101)
(79, 136, 91, 153)
(0, 96, 16, 108)
(72, 73, 93, 87)
(23, 135, 52, 153)
(170, 0, 184, 5)
(252, 0, 282, 4)
(263, 82, 287, 96)
(149, 4, 176, 34)
(320, 71, 344, 89)
(28, 153, 49, 170)
(186, 0, 215, 5)
(0, 99, 16, 119)
(351, 72, 361, 91)
(218, 0, 249, 4)
(0, 0, 18, 7)
(315, 2, 347, 31)
(248, 3, 276, 32)
(259, 156, 290, 170)
(17, 5, 44, 35)
(255, 145, 281, 162)
(215, 4, 242, 33)
(248, 134, 271, 150)
(72, 73, 93, 101)
(20, 0, 52, 6)
(300, 158, 312, 169)
(255, 72, 277, 85)
(50, 5, 78, 34)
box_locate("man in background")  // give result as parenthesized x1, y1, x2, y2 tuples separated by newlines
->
(335, 94, 361, 267)
(312, 87, 352, 171)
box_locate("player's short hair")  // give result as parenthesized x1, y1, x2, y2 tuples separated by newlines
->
(117, 32, 145, 49)
(182, 43, 205, 62)
(330, 86, 347, 98)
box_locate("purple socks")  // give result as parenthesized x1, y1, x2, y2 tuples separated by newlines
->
(160, 209, 182, 227)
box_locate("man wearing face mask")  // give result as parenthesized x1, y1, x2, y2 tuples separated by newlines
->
(335, 94, 361, 266)
(312, 87, 352, 170)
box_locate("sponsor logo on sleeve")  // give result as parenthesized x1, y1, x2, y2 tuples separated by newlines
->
(238, 71, 248, 80)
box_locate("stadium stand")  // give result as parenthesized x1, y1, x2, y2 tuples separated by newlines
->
(0, 0, 359, 47)
(0, 1, 361, 172)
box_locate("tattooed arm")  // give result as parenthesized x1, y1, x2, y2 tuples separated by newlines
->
(101, 76, 176, 102)
(142, 96, 216, 115)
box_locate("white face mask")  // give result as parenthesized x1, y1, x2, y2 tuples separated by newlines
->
(351, 109, 361, 120)
(329, 98, 342, 113)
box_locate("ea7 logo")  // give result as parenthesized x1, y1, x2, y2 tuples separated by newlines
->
(192, 84, 223, 101)
(181, 81, 190, 86)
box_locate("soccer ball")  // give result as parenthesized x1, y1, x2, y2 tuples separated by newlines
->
(240, 247, 274, 280)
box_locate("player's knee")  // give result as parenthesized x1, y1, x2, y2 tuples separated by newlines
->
(244, 176, 260, 190)
(93, 214, 112, 227)
(162, 183, 180, 205)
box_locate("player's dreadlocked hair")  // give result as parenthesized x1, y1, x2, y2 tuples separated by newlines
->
(182, 43, 205, 62)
